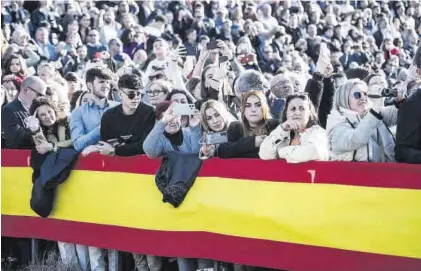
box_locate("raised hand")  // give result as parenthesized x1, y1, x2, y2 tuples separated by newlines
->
(281, 119, 301, 131)
(161, 104, 176, 125)
(24, 109, 40, 133)
(169, 46, 187, 62)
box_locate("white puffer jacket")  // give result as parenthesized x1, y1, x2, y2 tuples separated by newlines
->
(259, 124, 329, 163)
(326, 107, 397, 162)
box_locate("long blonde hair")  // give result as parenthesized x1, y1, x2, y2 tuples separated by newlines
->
(241, 90, 272, 136)
(199, 100, 235, 132)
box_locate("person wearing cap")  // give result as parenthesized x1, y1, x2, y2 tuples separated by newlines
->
(97, 73, 155, 157)
(1, 75, 47, 149)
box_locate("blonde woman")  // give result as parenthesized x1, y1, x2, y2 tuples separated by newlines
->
(259, 93, 329, 163)
(326, 79, 399, 162)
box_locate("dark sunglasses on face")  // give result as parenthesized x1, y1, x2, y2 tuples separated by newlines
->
(122, 90, 143, 99)
(353, 91, 368, 99)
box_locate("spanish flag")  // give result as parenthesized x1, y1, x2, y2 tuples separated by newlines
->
(2, 150, 421, 271)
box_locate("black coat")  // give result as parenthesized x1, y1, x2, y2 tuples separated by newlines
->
(305, 73, 335, 129)
(155, 151, 203, 207)
(217, 119, 280, 159)
(30, 148, 79, 217)
(395, 90, 421, 164)
(100, 103, 155, 156)
(1, 99, 33, 149)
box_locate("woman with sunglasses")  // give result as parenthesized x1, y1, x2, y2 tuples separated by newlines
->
(97, 74, 155, 156)
(259, 93, 329, 162)
(326, 79, 397, 162)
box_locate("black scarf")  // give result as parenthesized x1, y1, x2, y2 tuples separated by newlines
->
(164, 129, 183, 147)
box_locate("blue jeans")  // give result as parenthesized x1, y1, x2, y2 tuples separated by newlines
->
(57, 242, 89, 270)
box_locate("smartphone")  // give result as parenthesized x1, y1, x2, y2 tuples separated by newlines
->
(207, 40, 218, 50)
(106, 138, 120, 147)
(173, 103, 196, 116)
(205, 132, 228, 145)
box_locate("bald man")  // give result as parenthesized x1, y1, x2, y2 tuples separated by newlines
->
(2, 76, 47, 149)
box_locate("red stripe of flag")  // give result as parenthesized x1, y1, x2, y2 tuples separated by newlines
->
(2, 215, 420, 271)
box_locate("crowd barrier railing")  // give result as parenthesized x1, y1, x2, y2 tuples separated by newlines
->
(1, 149, 421, 271)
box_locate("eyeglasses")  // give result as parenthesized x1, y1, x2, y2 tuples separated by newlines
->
(27, 86, 43, 97)
(353, 91, 368, 99)
(122, 89, 143, 100)
(146, 89, 165, 97)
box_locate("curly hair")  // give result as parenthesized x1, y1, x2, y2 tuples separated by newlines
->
(29, 97, 59, 121)
(85, 66, 113, 86)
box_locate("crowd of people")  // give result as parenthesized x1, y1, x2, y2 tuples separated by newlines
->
(2, 0, 421, 270)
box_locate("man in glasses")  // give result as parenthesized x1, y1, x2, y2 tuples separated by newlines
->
(97, 73, 156, 157)
(2, 76, 47, 149)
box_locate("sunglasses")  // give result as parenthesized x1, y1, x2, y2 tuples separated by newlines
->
(122, 90, 143, 100)
(353, 91, 368, 99)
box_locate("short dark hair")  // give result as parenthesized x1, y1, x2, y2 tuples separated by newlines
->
(64, 72, 79, 82)
(85, 66, 113, 85)
(155, 15, 166, 24)
(186, 28, 196, 35)
(118, 73, 144, 90)
(199, 35, 210, 42)
(165, 89, 193, 104)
